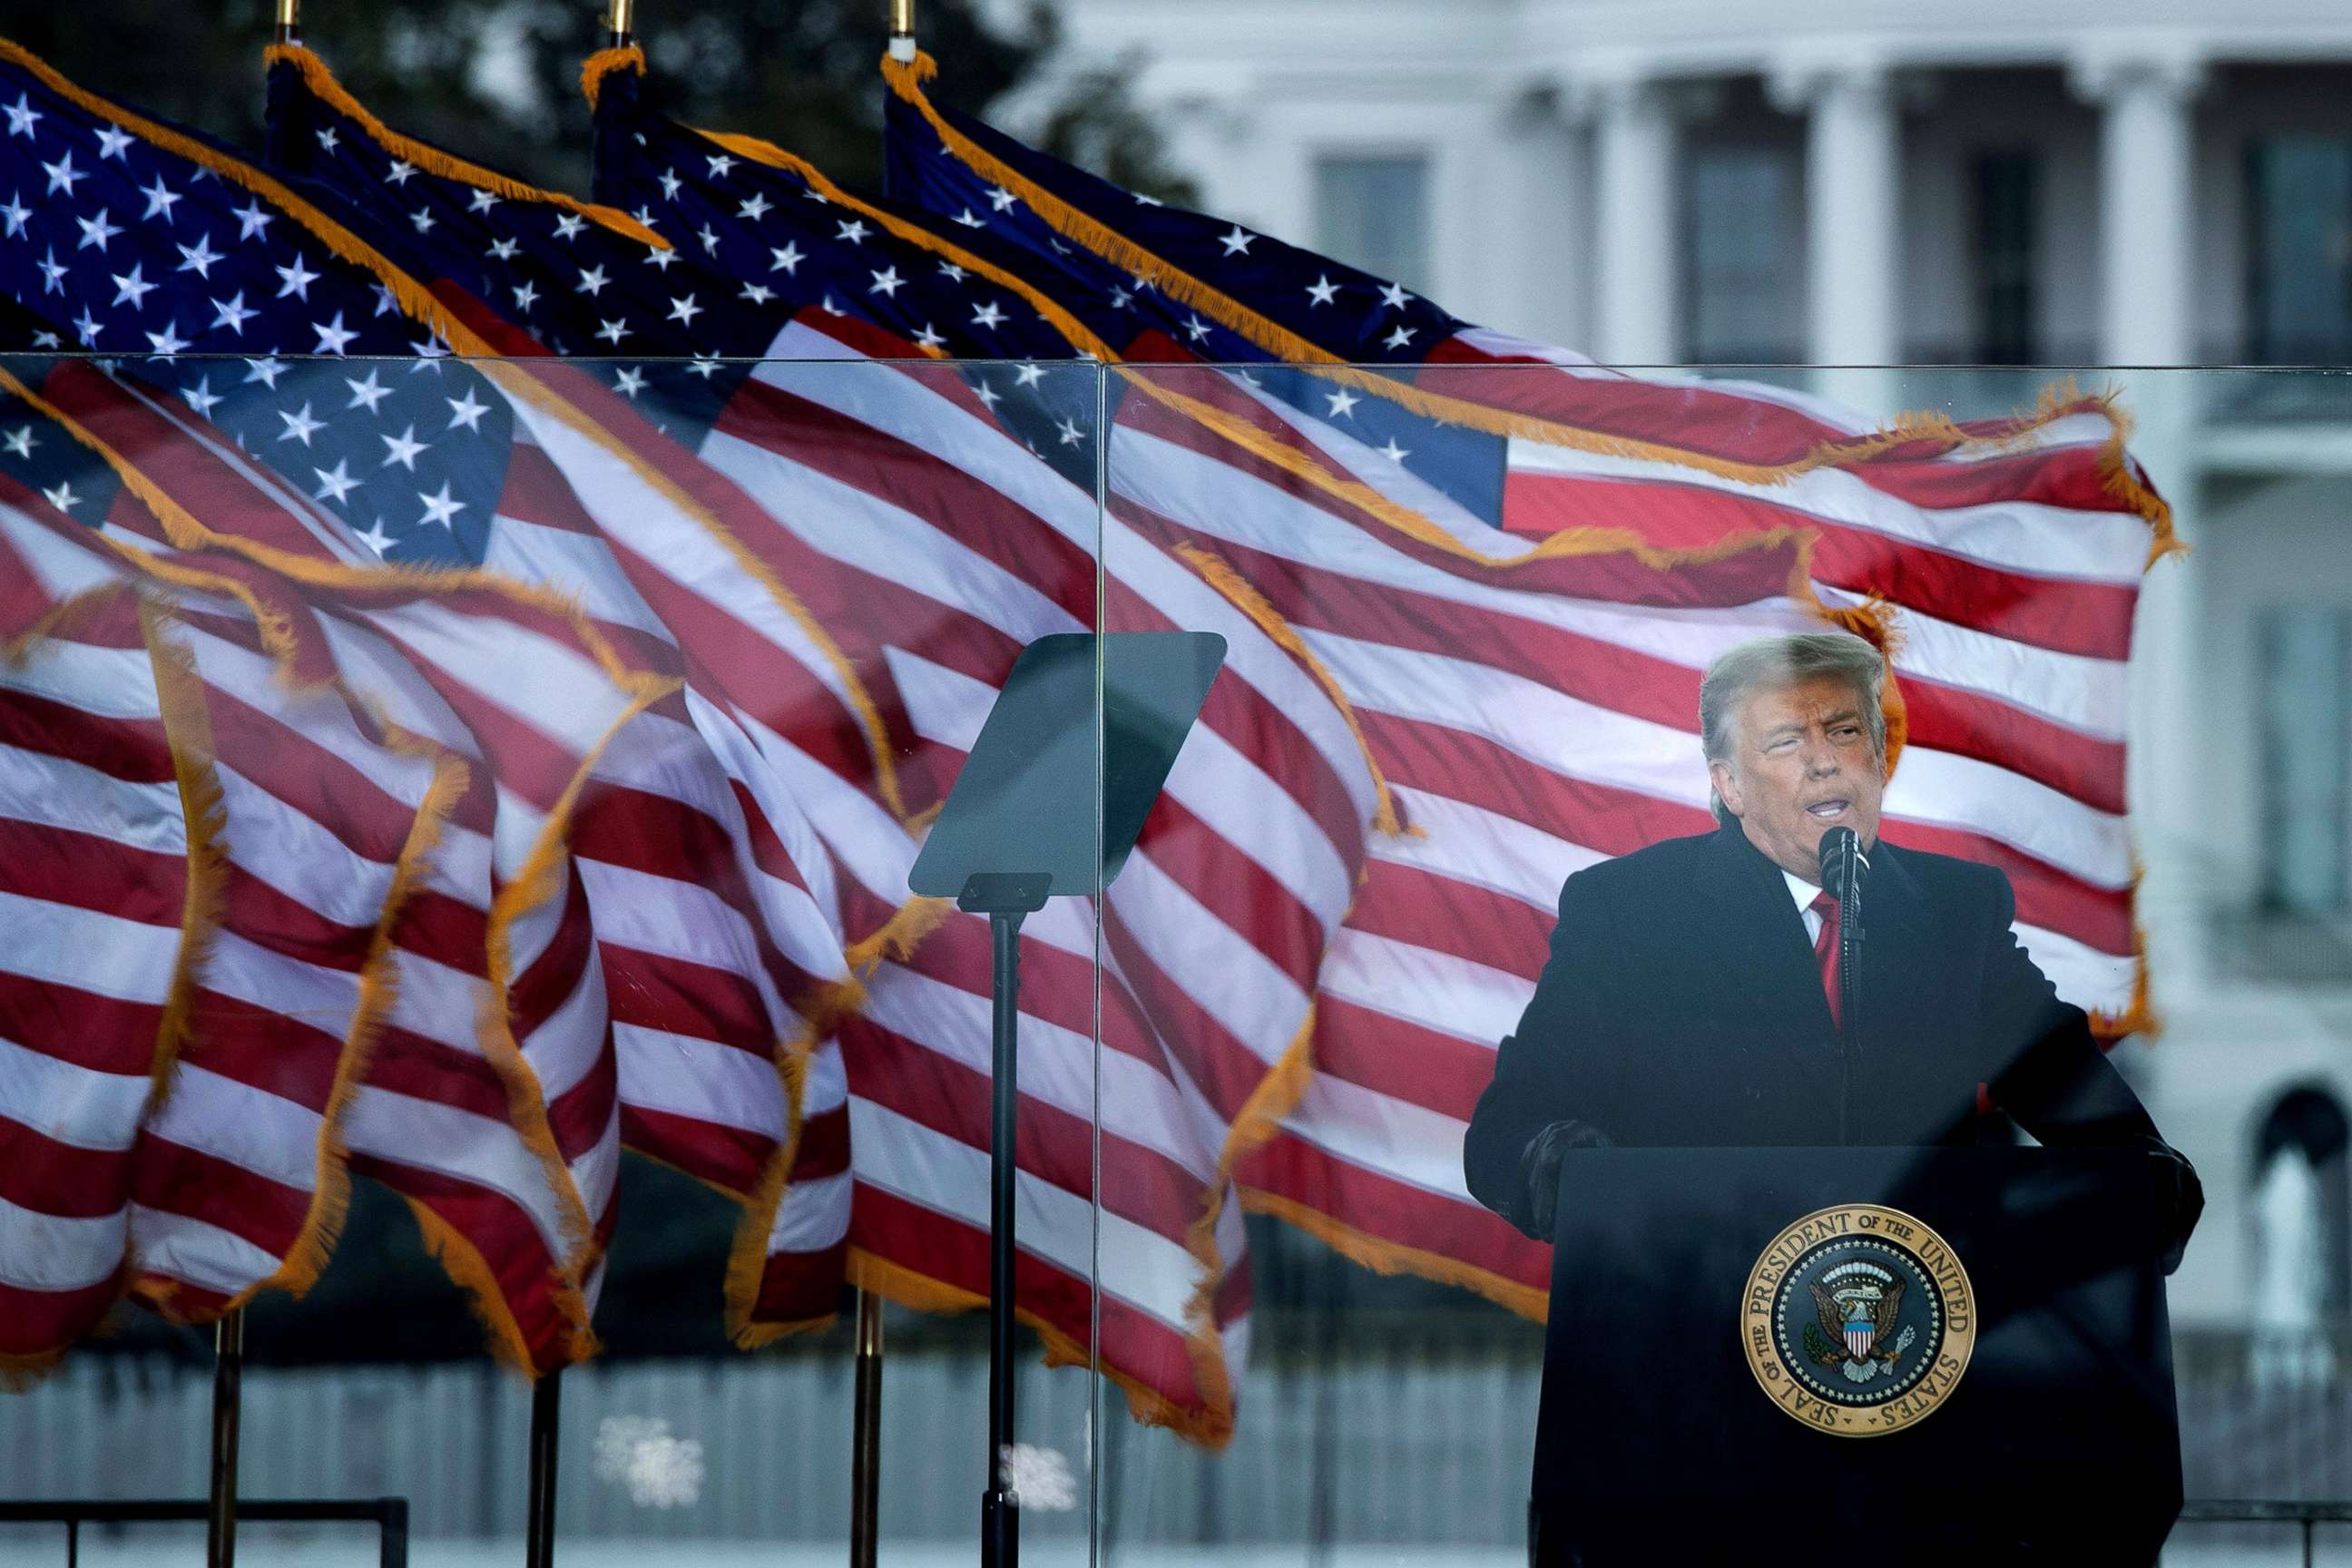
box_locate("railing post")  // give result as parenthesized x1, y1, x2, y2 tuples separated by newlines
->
(207, 1309, 245, 1568)
(525, 1372, 562, 1568)
(381, 1497, 409, 1568)
(850, 1289, 885, 1568)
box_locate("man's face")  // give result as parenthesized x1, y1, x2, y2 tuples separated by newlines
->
(1709, 672, 1886, 883)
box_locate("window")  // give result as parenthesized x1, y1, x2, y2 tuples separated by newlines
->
(1681, 145, 1803, 361)
(1971, 150, 2040, 364)
(2259, 608, 2352, 918)
(2246, 137, 2352, 362)
(1313, 154, 1432, 297)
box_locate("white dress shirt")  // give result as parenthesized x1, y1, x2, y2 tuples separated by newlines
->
(1784, 867, 1827, 944)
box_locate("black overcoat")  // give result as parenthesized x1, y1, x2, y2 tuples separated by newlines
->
(1462, 820, 2169, 1238)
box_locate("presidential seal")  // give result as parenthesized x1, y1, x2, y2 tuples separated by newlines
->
(1740, 1202, 1976, 1437)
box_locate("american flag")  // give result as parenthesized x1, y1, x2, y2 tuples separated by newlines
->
(580, 46, 1821, 1331)
(0, 350, 632, 1372)
(0, 38, 881, 1372)
(0, 457, 197, 1373)
(877, 47, 2170, 1314)
(260, 42, 1417, 1437)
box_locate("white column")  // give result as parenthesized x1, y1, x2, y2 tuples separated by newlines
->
(1486, 86, 1588, 350)
(2073, 54, 2209, 999)
(1589, 77, 1679, 366)
(1775, 64, 1899, 367)
(2078, 57, 2202, 366)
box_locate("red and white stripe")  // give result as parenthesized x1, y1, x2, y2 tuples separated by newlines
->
(0, 482, 189, 1367)
(1496, 383, 2148, 1019)
(34, 359, 656, 1370)
(686, 315, 1384, 1433)
(1106, 377, 1823, 1308)
(1103, 352, 2158, 1310)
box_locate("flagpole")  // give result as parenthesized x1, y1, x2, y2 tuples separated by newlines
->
(272, 0, 299, 45)
(206, 1309, 245, 1568)
(606, 0, 634, 50)
(884, 0, 916, 201)
(525, 1370, 562, 1568)
(849, 1289, 885, 1568)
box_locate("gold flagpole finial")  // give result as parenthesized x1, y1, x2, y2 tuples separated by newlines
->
(273, 0, 300, 44)
(607, 0, 636, 47)
(888, 0, 916, 61)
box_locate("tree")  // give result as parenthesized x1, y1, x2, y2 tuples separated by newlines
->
(11, 0, 1195, 203)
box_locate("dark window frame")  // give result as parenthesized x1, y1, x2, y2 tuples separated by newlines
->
(1969, 147, 2041, 365)
(2244, 134, 2352, 364)
(1678, 141, 1806, 363)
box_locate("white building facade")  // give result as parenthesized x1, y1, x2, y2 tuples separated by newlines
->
(1044, 0, 2352, 1343)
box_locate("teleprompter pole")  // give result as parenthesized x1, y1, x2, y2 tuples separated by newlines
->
(937, 872, 1049, 1568)
(849, 1290, 885, 1568)
(525, 1370, 562, 1568)
(982, 905, 1024, 1568)
(206, 1309, 244, 1568)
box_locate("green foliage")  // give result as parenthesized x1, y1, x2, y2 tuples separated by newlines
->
(8, 3, 510, 173)
(13, 0, 1195, 205)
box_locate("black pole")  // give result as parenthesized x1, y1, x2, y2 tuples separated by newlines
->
(850, 1289, 885, 1568)
(525, 1370, 562, 1568)
(1837, 855, 1863, 1145)
(982, 906, 1024, 1568)
(1818, 828, 1866, 1146)
(206, 1309, 244, 1568)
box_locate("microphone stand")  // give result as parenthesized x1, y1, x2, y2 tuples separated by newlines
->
(1822, 829, 1867, 1145)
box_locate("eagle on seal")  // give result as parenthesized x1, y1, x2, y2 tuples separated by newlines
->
(1806, 1269, 1906, 1368)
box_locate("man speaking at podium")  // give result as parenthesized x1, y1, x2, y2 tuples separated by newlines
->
(1463, 632, 2202, 1263)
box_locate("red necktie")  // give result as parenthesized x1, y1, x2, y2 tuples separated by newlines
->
(1810, 890, 1842, 1030)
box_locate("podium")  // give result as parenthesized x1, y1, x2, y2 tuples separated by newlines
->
(1531, 1147, 2180, 1565)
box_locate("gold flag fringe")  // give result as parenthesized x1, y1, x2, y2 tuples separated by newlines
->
(181, 732, 473, 1320)
(882, 48, 2197, 524)
(723, 975, 868, 1348)
(583, 46, 1122, 367)
(0, 35, 498, 368)
(843, 896, 954, 974)
(405, 1195, 596, 1373)
(578, 46, 641, 112)
(0, 366, 720, 1269)
(475, 671, 683, 1348)
(269, 44, 668, 250)
(846, 1246, 1239, 1448)
(0, 41, 910, 816)
(1238, 1187, 1549, 1322)
(1172, 1006, 1315, 1439)
(138, 601, 230, 1117)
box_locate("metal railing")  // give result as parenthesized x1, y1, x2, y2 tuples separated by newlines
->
(0, 1497, 408, 1567)
(2177, 1500, 2352, 1568)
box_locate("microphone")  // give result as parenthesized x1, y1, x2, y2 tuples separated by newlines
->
(1818, 827, 1867, 1144)
(1817, 826, 1868, 923)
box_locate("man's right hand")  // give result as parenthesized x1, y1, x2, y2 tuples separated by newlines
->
(1517, 1119, 1613, 1240)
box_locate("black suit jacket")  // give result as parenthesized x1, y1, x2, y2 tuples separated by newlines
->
(1464, 821, 2174, 1239)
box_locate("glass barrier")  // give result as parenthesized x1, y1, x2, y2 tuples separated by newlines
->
(1098, 360, 2352, 1566)
(0, 349, 1106, 1564)
(2, 352, 2348, 1565)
